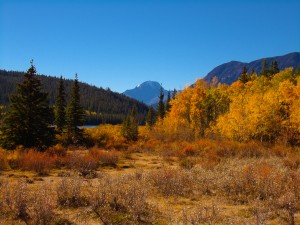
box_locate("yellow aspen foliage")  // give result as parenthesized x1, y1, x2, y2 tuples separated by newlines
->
(154, 68, 300, 145)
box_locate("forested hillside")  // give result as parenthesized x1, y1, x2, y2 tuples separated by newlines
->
(0, 70, 149, 124)
(204, 52, 300, 84)
(157, 67, 300, 145)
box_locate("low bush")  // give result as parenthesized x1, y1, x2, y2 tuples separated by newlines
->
(89, 148, 119, 167)
(181, 203, 221, 225)
(30, 184, 56, 225)
(20, 149, 55, 175)
(6, 150, 22, 170)
(2, 179, 30, 223)
(179, 157, 197, 170)
(89, 174, 156, 224)
(0, 150, 9, 170)
(57, 176, 89, 208)
(149, 168, 193, 197)
(283, 155, 300, 170)
(47, 144, 67, 157)
(86, 125, 128, 149)
(65, 151, 99, 176)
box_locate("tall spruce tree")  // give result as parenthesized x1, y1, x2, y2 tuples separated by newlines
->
(121, 106, 138, 141)
(295, 66, 300, 77)
(157, 85, 165, 119)
(54, 76, 66, 132)
(260, 59, 269, 77)
(270, 61, 280, 75)
(66, 74, 85, 143)
(0, 61, 54, 150)
(239, 66, 249, 83)
(172, 88, 177, 99)
(165, 90, 171, 112)
(146, 107, 155, 129)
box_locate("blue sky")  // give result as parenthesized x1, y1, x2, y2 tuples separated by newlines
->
(1, 0, 300, 93)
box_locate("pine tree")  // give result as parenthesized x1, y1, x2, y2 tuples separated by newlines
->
(295, 66, 300, 77)
(260, 59, 269, 77)
(269, 61, 280, 76)
(157, 85, 165, 119)
(172, 88, 177, 99)
(146, 107, 155, 129)
(121, 106, 138, 141)
(54, 76, 66, 132)
(165, 90, 171, 112)
(239, 66, 249, 83)
(66, 74, 85, 143)
(0, 61, 54, 150)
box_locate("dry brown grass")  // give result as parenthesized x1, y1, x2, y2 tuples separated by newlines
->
(1, 133, 300, 224)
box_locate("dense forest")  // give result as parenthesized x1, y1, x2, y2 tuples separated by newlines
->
(156, 66, 300, 146)
(0, 69, 149, 125)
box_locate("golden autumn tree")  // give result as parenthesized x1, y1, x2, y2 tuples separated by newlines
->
(214, 68, 300, 144)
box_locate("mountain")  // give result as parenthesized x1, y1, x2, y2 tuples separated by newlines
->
(0, 70, 149, 125)
(203, 52, 300, 84)
(123, 81, 169, 106)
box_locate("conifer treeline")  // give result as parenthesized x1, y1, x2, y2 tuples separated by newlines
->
(0, 63, 55, 149)
(0, 69, 149, 125)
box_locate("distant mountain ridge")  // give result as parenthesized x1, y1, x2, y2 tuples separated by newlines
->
(123, 81, 169, 106)
(203, 52, 300, 84)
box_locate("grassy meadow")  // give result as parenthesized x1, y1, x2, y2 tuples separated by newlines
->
(0, 125, 299, 225)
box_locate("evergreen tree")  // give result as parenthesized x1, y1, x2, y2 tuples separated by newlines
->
(121, 106, 138, 141)
(54, 76, 66, 132)
(260, 59, 269, 77)
(295, 66, 300, 77)
(0, 61, 54, 150)
(146, 107, 155, 129)
(172, 88, 177, 99)
(157, 85, 165, 119)
(239, 66, 249, 83)
(165, 90, 171, 112)
(66, 74, 85, 143)
(270, 61, 280, 75)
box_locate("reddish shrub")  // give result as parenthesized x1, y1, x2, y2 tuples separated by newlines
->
(177, 144, 198, 159)
(271, 146, 288, 157)
(199, 151, 221, 170)
(283, 155, 300, 170)
(0, 150, 9, 170)
(238, 142, 265, 158)
(47, 144, 67, 157)
(21, 150, 55, 175)
(89, 149, 119, 167)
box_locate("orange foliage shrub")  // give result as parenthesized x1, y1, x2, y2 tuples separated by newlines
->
(271, 145, 288, 157)
(179, 143, 198, 157)
(21, 150, 55, 175)
(199, 151, 221, 170)
(141, 138, 160, 152)
(283, 155, 300, 170)
(47, 144, 67, 157)
(0, 150, 9, 170)
(6, 148, 24, 169)
(89, 148, 119, 167)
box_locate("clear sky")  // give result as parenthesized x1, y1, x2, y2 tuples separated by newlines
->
(1, 0, 300, 93)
